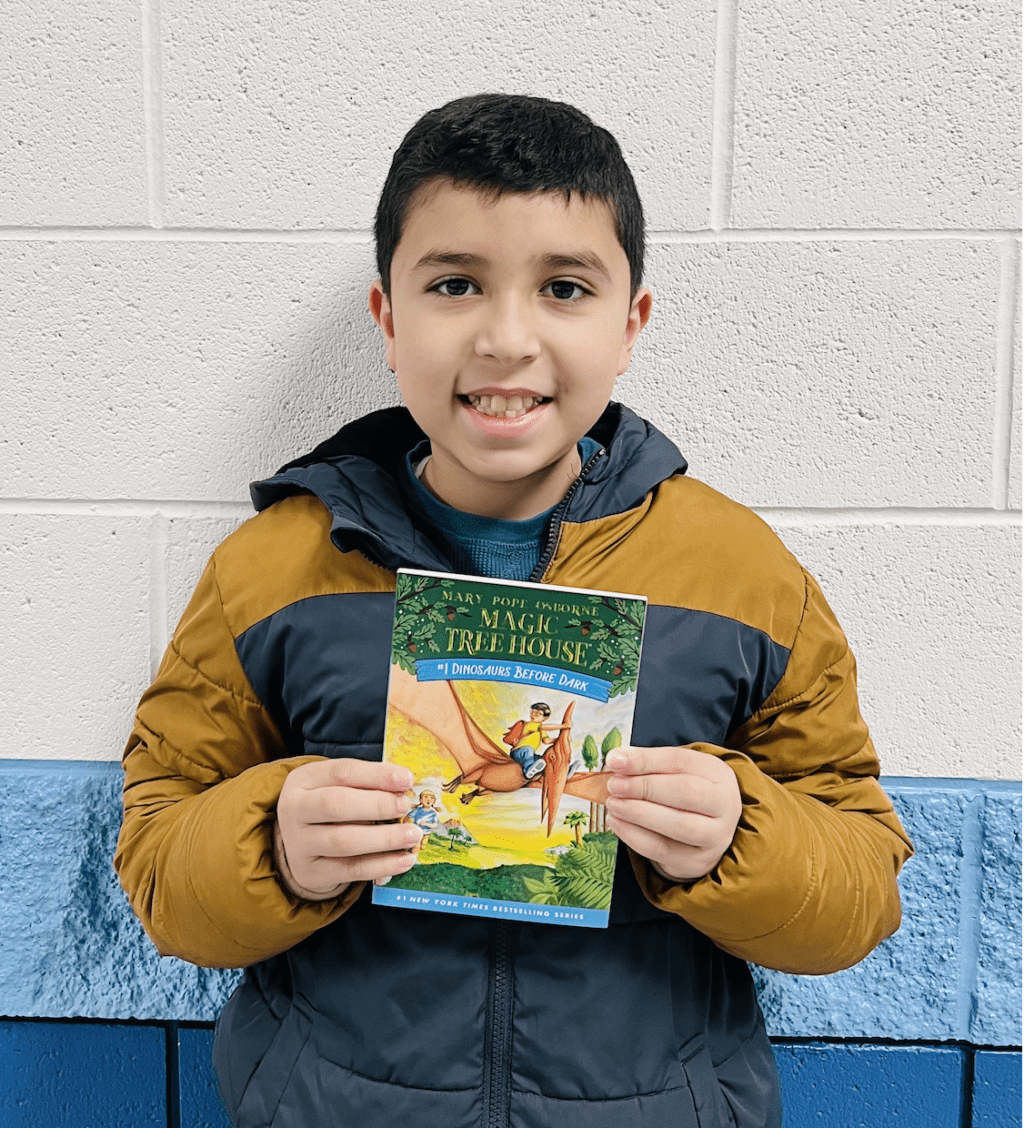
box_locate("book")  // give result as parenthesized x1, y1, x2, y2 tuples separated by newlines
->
(371, 569, 647, 928)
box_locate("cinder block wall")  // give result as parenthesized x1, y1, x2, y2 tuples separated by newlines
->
(1, 2, 1020, 1126)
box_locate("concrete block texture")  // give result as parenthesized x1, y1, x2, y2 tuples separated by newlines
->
(626, 239, 1003, 508)
(0, 516, 150, 761)
(3, 240, 394, 502)
(772, 1044, 966, 1128)
(772, 523, 1021, 780)
(756, 783, 1022, 1044)
(974, 791, 1023, 1044)
(0, 1020, 166, 1128)
(159, 0, 715, 232)
(0, 1, 147, 226)
(0, 762, 241, 1021)
(731, 0, 1021, 229)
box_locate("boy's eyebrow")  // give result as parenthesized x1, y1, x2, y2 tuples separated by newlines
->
(412, 251, 480, 271)
(411, 250, 611, 281)
(540, 252, 611, 281)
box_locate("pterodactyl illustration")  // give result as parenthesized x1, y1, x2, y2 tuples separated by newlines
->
(387, 665, 610, 836)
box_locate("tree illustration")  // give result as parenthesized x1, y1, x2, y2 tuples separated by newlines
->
(565, 597, 644, 697)
(600, 727, 622, 767)
(582, 734, 599, 831)
(599, 728, 622, 831)
(564, 810, 588, 847)
(390, 574, 471, 673)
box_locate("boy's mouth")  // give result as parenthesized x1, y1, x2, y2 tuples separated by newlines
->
(458, 393, 551, 420)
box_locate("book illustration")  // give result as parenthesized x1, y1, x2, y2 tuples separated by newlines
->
(372, 570, 646, 928)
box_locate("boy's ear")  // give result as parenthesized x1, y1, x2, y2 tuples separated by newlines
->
(617, 286, 653, 377)
(368, 279, 397, 372)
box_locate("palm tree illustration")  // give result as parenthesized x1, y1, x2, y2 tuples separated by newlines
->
(564, 810, 588, 847)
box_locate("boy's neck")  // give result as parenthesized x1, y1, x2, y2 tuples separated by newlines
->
(421, 447, 583, 520)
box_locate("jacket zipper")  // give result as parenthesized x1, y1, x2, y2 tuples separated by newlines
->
(482, 920, 514, 1128)
(529, 445, 606, 583)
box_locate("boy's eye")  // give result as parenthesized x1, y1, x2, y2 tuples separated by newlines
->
(544, 280, 587, 301)
(432, 277, 478, 297)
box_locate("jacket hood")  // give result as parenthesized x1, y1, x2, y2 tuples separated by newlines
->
(250, 402, 687, 573)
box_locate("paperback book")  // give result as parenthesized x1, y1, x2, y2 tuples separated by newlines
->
(372, 569, 647, 928)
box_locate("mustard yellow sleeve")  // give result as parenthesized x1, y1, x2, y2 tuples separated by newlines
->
(630, 570, 914, 975)
(114, 556, 363, 969)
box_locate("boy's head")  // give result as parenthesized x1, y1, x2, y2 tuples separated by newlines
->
(530, 703, 552, 720)
(374, 94, 645, 300)
(368, 94, 652, 521)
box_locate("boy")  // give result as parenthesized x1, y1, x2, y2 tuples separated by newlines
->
(506, 702, 570, 779)
(115, 94, 912, 1128)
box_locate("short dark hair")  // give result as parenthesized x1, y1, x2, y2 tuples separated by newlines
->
(374, 94, 645, 298)
(530, 703, 552, 717)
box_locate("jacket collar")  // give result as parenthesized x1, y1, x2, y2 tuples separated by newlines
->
(250, 403, 687, 573)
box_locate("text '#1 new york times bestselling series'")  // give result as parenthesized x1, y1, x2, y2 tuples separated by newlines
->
(372, 569, 647, 928)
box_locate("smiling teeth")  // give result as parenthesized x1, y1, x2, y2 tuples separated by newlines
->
(466, 394, 545, 419)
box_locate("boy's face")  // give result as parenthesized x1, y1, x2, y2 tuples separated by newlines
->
(369, 181, 652, 519)
(529, 708, 545, 722)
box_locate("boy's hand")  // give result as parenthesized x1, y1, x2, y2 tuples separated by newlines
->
(275, 759, 420, 898)
(604, 748, 742, 883)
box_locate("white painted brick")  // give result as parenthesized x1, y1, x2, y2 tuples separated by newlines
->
(732, 0, 1021, 229)
(0, 516, 149, 761)
(622, 239, 1002, 507)
(165, 515, 247, 636)
(0, 1, 147, 226)
(2, 240, 394, 501)
(160, 0, 715, 231)
(769, 522, 1021, 781)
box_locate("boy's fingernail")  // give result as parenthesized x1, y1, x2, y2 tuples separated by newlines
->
(392, 768, 414, 788)
(606, 752, 627, 771)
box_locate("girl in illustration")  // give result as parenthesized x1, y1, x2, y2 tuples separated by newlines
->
(403, 789, 461, 853)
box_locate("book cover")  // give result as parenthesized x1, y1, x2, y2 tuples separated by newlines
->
(372, 569, 647, 928)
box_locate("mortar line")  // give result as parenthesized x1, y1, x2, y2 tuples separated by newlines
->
(149, 512, 170, 678)
(165, 1022, 180, 1128)
(140, 0, 166, 228)
(0, 499, 253, 517)
(708, 0, 739, 231)
(754, 508, 1019, 527)
(0, 227, 1019, 244)
(992, 238, 1020, 508)
(0, 498, 1019, 525)
(955, 793, 984, 1042)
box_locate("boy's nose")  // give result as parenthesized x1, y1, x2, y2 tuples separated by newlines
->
(473, 295, 541, 365)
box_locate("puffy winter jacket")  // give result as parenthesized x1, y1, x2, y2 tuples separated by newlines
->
(115, 403, 912, 1128)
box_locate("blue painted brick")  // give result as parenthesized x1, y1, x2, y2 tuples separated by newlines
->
(757, 786, 971, 1040)
(179, 1026, 232, 1128)
(0, 1019, 165, 1127)
(773, 1043, 966, 1127)
(0, 760, 240, 1021)
(972, 1051, 1023, 1127)
(974, 794, 1023, 1044)
(1, 761, 1020, 1047)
